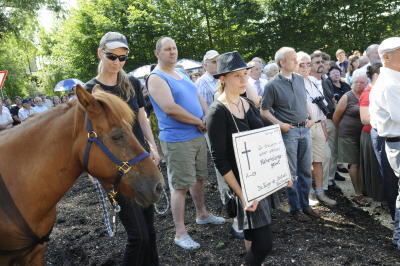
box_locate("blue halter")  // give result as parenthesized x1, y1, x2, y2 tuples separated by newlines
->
(83, 118, 149, 205)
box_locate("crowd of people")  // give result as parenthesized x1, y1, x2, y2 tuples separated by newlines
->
(1, 33, 400, 265)
(0, 92, 75, 128)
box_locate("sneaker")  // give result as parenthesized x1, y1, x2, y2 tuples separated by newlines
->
(174, 235, 200, 249)
(309, 191, 319, 207)
(316, 193, 337, 206)
(337, 166, 349, 173)
(303, 207, 320, 218)
(334, 172, 346, 181)
(290, 210, 311, 222)
(196, 214, 225, 225)
(229, 226, 244, 239)
(351, 195, 370, 207)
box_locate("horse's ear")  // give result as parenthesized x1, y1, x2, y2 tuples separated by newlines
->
(75, 84, 101, 114)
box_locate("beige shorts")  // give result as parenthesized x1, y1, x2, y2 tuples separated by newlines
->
(310, 122, 326, 163)
(160, 136, 208, 190)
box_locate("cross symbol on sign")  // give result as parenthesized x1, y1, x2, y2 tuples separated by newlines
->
(241, 142, 251, 170)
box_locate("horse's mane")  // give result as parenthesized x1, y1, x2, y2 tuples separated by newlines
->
(91, 90, 134, 126)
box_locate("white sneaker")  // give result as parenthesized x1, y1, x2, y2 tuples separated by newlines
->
(309, 191, 319, 207)
(316, 193, 337, 206)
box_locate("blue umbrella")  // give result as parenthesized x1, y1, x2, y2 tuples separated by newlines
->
(54, 79, 84, 92)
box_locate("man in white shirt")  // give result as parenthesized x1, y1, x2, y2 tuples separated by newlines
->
(196, 50, 219, 107)
(370, 37, 400, 250)
(297, 52, 336, 207)
(247, 60, 268, 96)
(18, 99, 36, 121)
(33, 96, 48, 113)
(0, 99, 12, 130)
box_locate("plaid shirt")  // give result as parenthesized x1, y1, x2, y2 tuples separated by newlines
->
(195, 72, 218, 107)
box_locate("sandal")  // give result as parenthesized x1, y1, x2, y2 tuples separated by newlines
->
(351, 195, 370, 207)
(174, 235, 200, 249)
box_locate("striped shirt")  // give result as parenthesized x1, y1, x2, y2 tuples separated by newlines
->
(196, 72, 218, 107)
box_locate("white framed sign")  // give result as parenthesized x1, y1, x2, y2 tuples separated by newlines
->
(232, 124, 291, 205)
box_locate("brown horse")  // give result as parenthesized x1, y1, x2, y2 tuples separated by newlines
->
(0, 85, 164, 265)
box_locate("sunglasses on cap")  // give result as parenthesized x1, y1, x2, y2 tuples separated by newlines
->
(102, 50, 128, 62)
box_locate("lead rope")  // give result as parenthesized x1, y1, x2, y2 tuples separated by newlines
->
(92, 176, 120, 237)
(154, 164, 170, 215)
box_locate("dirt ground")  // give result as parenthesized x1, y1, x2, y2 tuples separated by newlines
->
(46, 160, 400, 265)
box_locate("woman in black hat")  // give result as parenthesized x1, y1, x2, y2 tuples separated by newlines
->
(85, 32, 160, 266)
(206, 51, 276, 265)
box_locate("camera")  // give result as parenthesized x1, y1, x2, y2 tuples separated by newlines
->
(333, 93, 340, 102)
(312, 96, 330, 116)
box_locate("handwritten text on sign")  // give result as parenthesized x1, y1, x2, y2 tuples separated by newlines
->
(232, 124, 291, 204)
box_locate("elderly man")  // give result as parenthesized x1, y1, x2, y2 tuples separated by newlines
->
(0, 99, 13, 130)
(370, 37, 400, 250)
(18, 99, 36, 121)
(355, 44, 381, 76)
(196, 50, 219, 107)
(33, 96, 48, 113)
(261, 47, 317, 221)
(297, 52, 336, 206)
(148, 37, 224, 250)
(247, 60, 268, 96)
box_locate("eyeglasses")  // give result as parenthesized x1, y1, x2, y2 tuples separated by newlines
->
(299, 63, 311, 68)
(313, 60, 325, 65)
(102, 51, 128, 62)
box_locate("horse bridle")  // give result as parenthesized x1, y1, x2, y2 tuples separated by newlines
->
(83, 118, 149, 207)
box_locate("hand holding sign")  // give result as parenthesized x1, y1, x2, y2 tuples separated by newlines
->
(232, 124, 291, 205)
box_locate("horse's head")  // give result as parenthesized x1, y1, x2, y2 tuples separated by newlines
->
(74, 85, 164, 207)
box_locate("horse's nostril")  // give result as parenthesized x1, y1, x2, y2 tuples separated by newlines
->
(155, 182, 163, 194)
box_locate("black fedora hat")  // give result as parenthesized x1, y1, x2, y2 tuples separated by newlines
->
(213, 51, 253, 78)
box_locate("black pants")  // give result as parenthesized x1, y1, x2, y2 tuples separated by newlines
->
(371, 128, 399, 220)
(117, 194, 159, 266)
(244, 225, 273, 266)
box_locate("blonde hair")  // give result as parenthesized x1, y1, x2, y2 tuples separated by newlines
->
(97, 60, 134, 101)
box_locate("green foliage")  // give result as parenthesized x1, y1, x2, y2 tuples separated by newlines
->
(262, 0, 400, 57)
(0, 31, 38, 98)
(0, 0, 61, 39)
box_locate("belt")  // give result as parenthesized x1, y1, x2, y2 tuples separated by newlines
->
(290, 121, 307, 127)
(386, 137, 400, 142)
(315, 120, 321, 123)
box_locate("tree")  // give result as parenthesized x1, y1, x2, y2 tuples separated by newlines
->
(262, 0, 400, 57)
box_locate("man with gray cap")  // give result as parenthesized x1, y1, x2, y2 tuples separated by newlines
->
(370, 36, 400, 250)
(196, 50, 219, 107)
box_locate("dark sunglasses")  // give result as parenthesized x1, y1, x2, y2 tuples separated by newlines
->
(102, 51, 128, 62)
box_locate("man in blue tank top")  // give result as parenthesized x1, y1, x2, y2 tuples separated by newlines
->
(148, 37, 225, 250)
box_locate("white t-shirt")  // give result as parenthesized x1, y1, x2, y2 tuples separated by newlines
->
(33, 105, 48, 113)
(0, 110, 13, 129)
(18, 107, 36, 121)
(248, 77, 268, 96)
(370, 67, 400, 137)
(304, 76, 326, 121)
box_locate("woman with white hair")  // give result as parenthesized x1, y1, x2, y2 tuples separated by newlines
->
(263, 63, 279, 81)
(333, 71, 369, 206)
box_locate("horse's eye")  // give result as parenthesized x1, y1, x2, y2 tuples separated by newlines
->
(112, 134, 124, 141)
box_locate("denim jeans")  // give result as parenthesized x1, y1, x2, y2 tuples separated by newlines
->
(282, 127, 312, 212)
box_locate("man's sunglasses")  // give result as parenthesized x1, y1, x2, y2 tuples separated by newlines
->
(102, 50, 128, 62)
